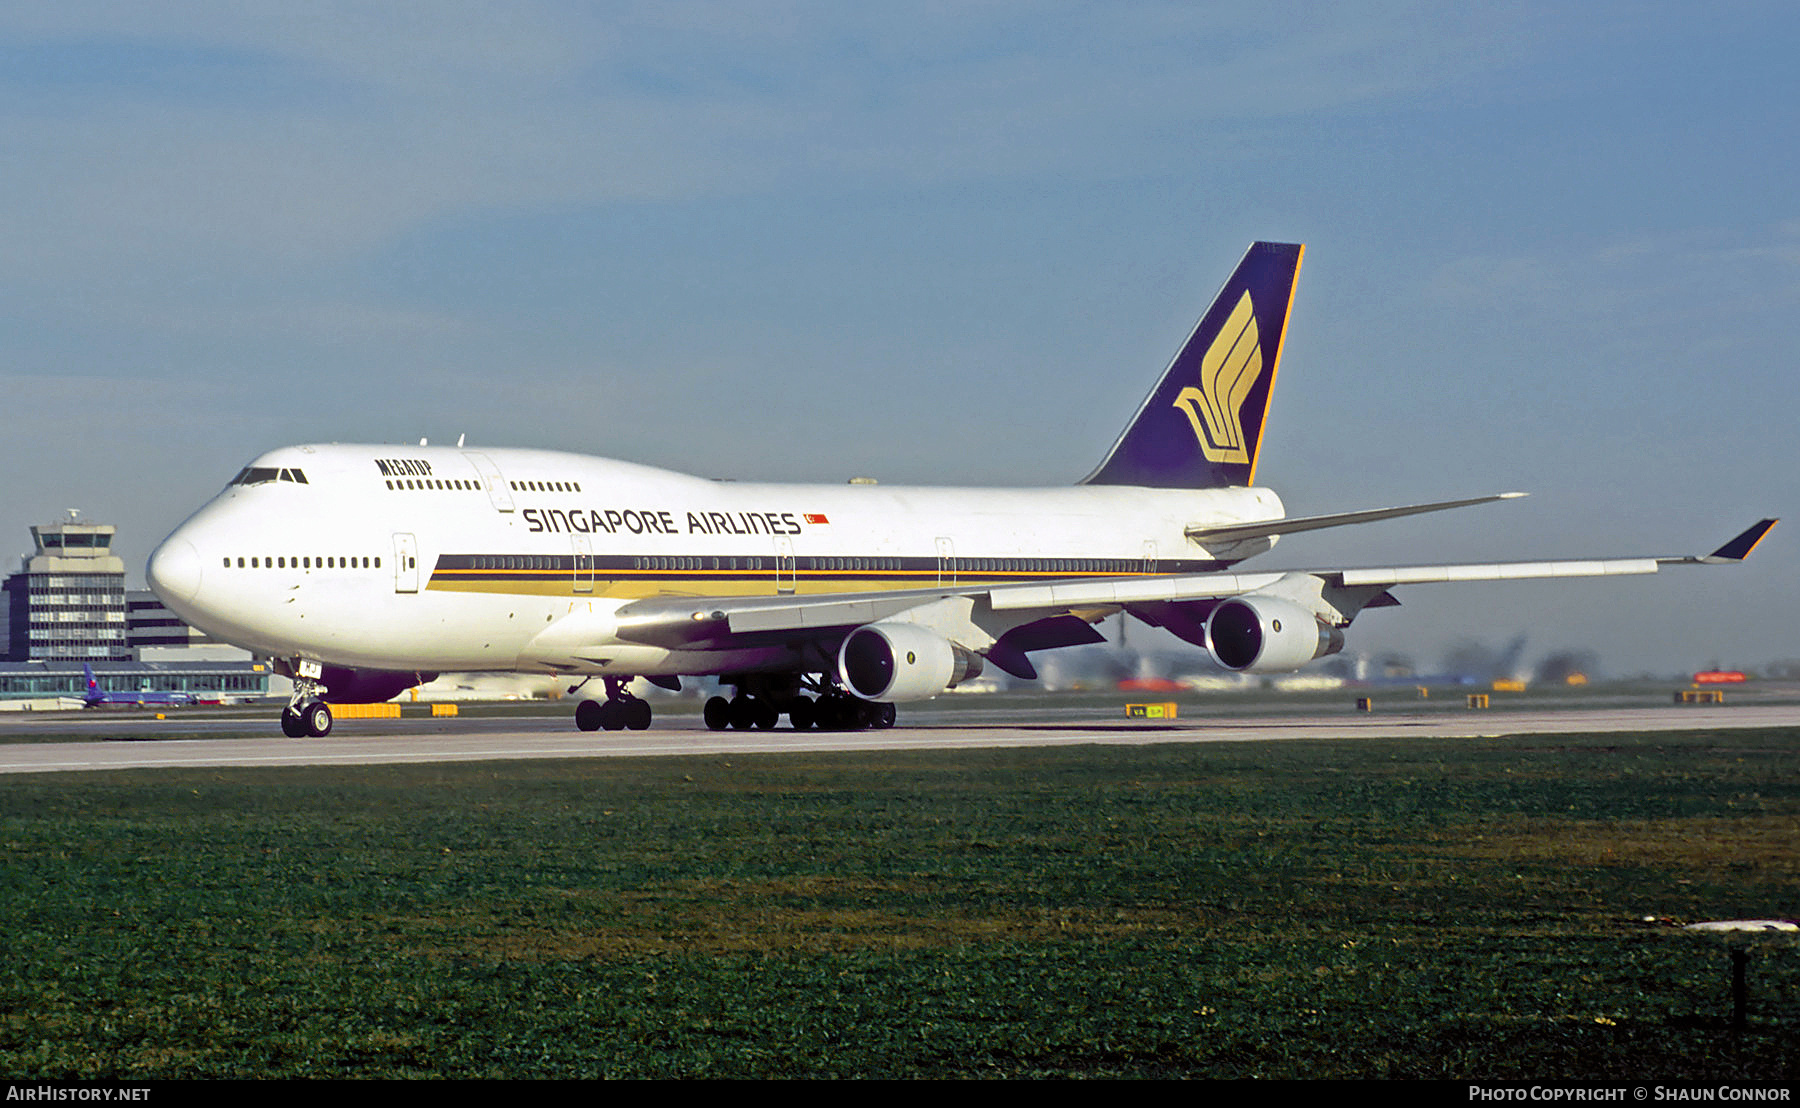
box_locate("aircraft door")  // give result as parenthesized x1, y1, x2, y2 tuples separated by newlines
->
(1141, 540, 1158, 575)
(936, 537, 957, 586)
(462, 452, 515, 512)
(392, 533, 419, 593)
(774, 537, 796, 595)
(572, 534, 595, 593)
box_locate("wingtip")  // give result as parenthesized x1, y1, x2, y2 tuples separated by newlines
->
(1707, 519, 1778, 562)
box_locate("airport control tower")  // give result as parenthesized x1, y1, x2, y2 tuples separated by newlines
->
(2, 511, 130, 661)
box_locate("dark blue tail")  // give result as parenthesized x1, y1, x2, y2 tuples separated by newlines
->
(1082, 241, 1303, 489)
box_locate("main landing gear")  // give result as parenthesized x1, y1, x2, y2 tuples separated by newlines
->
(561, 674, 895, 733)
(702, 676, 897, 732)
(574, 676, 653, 732)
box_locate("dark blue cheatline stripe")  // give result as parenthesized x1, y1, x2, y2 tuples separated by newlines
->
(428, 552, 1229, 584)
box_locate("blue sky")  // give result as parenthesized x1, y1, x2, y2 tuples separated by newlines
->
(1, 2, 1793, 676)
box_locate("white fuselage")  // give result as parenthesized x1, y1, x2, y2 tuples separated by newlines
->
(147, 444, 1284, 675)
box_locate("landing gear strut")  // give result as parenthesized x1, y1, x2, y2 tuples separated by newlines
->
(574, 676, 653, 732)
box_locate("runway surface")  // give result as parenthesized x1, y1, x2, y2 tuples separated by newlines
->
(2, 697, 1796, 775)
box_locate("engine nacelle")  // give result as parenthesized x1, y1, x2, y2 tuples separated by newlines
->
(836, 623, 983, 702)
(1204, 596, 1344, 673)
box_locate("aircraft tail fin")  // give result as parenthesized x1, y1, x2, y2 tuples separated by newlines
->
(1082, 241, 1303, 489)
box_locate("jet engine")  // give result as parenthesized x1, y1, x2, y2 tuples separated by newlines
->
(836, 623, 983, 702)
(1203, 596, 1344, 673)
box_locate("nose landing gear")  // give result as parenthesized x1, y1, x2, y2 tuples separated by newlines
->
(281, 699, 333, 738)
(279, 660, 334, 737)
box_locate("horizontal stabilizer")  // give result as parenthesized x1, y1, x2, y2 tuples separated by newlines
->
(1186, 492, 1526, 546)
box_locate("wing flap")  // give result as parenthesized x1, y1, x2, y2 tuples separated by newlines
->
(727, 596, 921, 634)
(987, 572, 1283, 611)
(1336, 558, 1659, 587)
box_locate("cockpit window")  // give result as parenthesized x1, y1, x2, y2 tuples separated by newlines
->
(229, 467, 307, 487)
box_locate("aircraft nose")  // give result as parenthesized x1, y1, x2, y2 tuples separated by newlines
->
(147, 536, 203, 606)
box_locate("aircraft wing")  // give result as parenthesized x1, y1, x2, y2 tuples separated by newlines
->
(602, 520, 1776, 667)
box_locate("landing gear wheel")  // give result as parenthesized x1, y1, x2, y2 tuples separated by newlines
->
(703, 696, 731, 731)
(303, 701, 333, 737)
(788, 696, 815, 731)
(281, 707, 306, 738)
(729, 696, 758, 730)
(576, 699, 605, 732)
(808, 695, 893, 731)
(576, 693, 653, 732)
(816, 695, 857, 731)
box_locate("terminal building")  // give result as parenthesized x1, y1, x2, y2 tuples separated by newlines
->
(0, 513, 272, 706)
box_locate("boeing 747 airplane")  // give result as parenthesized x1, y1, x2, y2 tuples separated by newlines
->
(144, 242, 1775, 737)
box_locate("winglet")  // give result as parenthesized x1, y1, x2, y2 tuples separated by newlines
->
(1703, 519, 1778, 562)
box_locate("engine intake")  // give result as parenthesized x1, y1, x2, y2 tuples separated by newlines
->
(1204, 596, 1344, 673)
(836, 623, 982, 702)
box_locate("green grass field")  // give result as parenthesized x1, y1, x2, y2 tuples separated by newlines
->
(2, 728, 1796, 1078)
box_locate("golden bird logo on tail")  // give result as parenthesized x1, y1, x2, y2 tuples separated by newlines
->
(1171, 291, 1262, 464)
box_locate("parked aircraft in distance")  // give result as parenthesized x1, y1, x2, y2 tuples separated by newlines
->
(145, 242, 1775, 737)
(82, 665, 197, 708)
